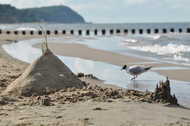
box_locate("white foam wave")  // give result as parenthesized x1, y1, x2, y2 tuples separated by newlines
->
(16, 27, 37, 31)
(123, 39, 137, 43)
(145, 35, 161, 40)
(128, 44, 190, 55)
(173, 55, 190, 62)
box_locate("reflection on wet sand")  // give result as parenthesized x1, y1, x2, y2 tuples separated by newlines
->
(127, 80, 156, 91)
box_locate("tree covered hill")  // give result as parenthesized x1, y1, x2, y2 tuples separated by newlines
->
(0, 4, 85, 23)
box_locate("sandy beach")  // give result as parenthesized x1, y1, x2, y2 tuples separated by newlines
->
(0, 36, 190, 126)
(1, 100, 190, 126)
(0, 1, 190, 125)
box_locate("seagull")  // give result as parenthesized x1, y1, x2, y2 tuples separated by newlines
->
(121, 65, 152, 80)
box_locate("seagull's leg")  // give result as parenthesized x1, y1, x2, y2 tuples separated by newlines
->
(131, 76, 136, 80)
(131, 75, 137, 80)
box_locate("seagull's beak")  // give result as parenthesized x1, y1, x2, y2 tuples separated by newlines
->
(121, 65, 127, 71)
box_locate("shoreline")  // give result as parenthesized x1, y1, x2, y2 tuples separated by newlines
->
(35, 42, 190, 82)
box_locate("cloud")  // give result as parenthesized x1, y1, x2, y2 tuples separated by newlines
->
(0, 0, 189, 9)
(0, 0, 65, 8)
(0, 0, 189, 10)
(0, 0, 12, 4)
(65, 0, 190, 23)
(124, 0, 150, 5)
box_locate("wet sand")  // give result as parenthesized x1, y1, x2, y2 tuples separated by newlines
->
(35, 42, 190, 81)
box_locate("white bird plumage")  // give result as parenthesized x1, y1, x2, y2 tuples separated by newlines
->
(121, 65, 152, 80)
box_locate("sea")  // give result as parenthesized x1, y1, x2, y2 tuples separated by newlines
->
(1, 22, 190, 107)
(1, 22, 190, 65)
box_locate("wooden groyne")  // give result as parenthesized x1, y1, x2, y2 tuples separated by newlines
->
(0, 24, 190, 36)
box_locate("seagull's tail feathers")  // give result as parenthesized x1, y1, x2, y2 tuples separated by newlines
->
(144, 66, 152, 71)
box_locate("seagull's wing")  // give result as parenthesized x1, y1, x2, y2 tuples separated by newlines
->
(128, 66, 144, 75)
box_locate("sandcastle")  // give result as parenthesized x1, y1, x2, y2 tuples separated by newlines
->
(151, 78, 178, 105)
(2, 34, 84, 96)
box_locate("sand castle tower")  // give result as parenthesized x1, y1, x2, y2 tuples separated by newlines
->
(3, 34, 84, 96)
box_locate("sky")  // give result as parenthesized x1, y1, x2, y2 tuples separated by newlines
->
(0, 0, 189, 23)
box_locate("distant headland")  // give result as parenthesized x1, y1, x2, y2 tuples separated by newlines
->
(0, 4, 85, 23)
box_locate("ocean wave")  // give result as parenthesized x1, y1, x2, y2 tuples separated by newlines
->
(173, 55, 190, 62)
(128, 43, 190, 55)
(123, 39, 138, 43)
(16, 27, 37, 31)
(144, 35, 180, 41)
(144, 35, 161, 40)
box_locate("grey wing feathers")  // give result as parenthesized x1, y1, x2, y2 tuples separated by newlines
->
(144, 66, 152, 71)
(129, 66, 144, 75)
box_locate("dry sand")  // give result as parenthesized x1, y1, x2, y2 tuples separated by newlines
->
(0, 41, 27, 93)
(0, 37, 190, 126)
(35, 42, 190, 81)
(1, 100, 190, 126)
